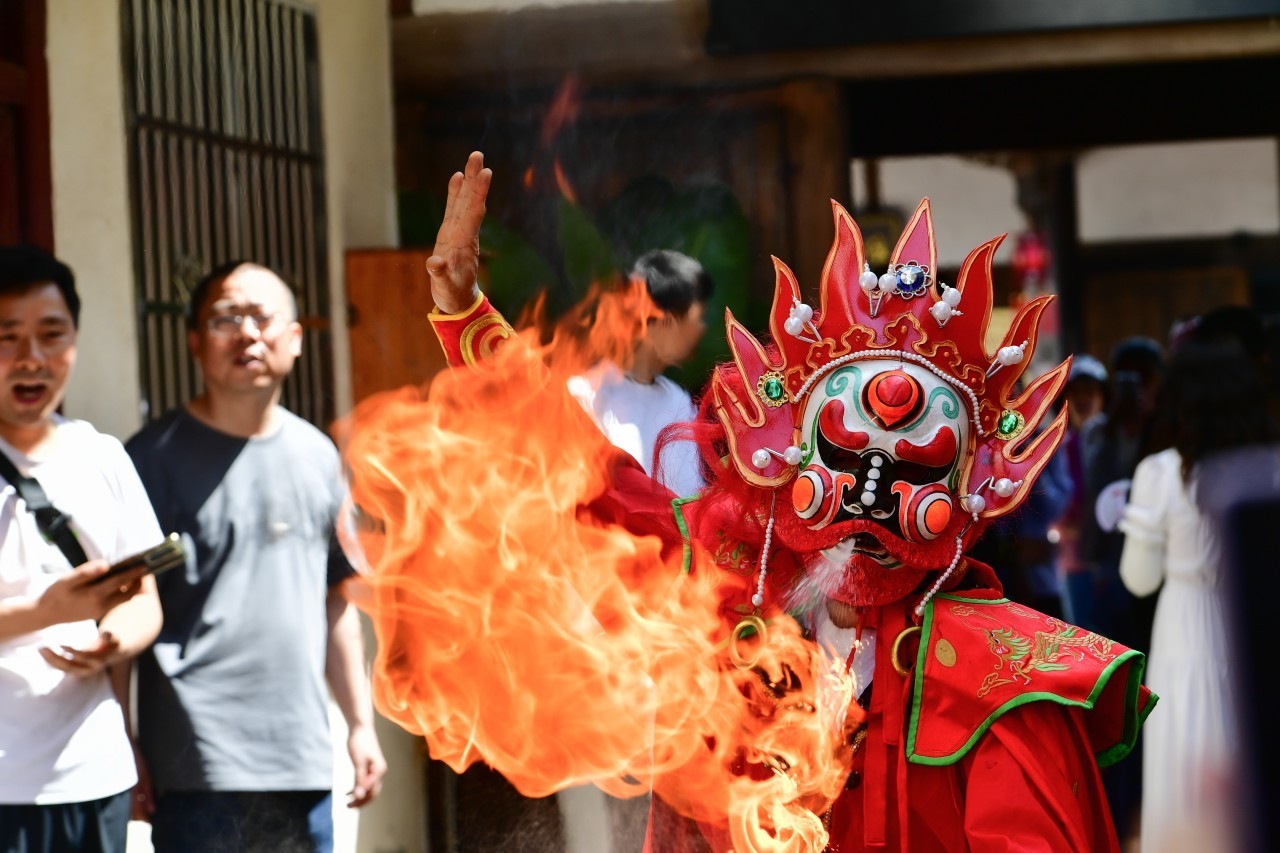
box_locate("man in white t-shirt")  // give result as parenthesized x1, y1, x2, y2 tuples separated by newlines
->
(0, 246, 164, 852)
(568, 249, 711, 500)
(562, 250, 710, 853)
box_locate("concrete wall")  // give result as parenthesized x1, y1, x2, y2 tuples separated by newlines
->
(850, 155, 1027, 268)
(48, 0, 141, 438)
(315, 0, 401, 420)
(46, 1, 420, 851)
(1077, 137, 1280, 242)
(852, 139, 1280, 263)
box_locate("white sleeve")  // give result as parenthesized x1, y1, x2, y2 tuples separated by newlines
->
(566, 374, 602, 427)
(1118, 452, 1172, 598)
(103, 437, 165, 560)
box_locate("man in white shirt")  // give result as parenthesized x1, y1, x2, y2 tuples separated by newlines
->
(0, 246, 164, 853)
(567, 250, 711, 499)
(561, 250, 710, 853)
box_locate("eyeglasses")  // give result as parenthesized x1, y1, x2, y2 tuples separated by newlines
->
(205, 312, 281, 339)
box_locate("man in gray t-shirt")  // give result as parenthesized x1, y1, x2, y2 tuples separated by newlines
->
(126, 261, 385, 852)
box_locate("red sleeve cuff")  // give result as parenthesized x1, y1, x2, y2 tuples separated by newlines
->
(429, 294, 515, 368)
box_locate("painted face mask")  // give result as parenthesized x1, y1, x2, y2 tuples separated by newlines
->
(710, 200, 1068, 613)
(793, 358, 972, 557)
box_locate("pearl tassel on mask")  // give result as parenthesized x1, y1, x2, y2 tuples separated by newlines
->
(914, 534, 965, 619)
(959, 475, 1023, 519)
(752, 491, 778, 610)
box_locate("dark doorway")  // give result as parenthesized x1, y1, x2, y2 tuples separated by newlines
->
(844, 55, 1280, 359)
(846, 55, 1280, 158)
(0, 0, 53, 249)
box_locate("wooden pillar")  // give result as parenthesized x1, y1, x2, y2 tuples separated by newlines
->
(777, 78, 850, 297)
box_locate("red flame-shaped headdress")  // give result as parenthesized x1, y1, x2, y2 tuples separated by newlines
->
(711, 199, 1068, 535)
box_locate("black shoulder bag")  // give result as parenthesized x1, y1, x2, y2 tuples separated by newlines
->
(0, 449, 90, 567)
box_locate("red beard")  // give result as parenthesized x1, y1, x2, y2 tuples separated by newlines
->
(775, 511, 987, 608)
(832, 553, 927, 607)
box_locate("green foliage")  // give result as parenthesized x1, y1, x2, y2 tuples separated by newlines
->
(557, 197, 619, 302)
(396, 175, 754, 393)
(397, 189, 445, 250)
(479, 216, 560, 316)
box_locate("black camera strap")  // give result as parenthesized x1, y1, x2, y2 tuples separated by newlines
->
(0, 449, 89, 568)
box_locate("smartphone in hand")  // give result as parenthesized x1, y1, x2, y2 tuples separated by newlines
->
(90, 533, 186, 585)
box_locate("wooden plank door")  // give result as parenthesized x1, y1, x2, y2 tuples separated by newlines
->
(1082, 265, 1251, 360)
(345, 248, 450, 404)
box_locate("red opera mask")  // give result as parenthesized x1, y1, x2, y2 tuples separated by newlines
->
(709, 199, 1070, 610)
(792, 359, 970, 554)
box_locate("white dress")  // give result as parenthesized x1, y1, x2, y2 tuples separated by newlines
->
(1119, 448, 1241, 853)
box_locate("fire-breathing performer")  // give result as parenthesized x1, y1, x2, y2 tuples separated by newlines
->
(343, 151, 1156, 852)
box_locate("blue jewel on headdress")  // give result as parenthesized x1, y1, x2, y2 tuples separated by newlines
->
(898, 263, 928, 294)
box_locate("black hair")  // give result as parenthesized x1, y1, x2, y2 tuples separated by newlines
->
(0, 245, 81, 326)
(1191, 305, 1266, 359)
(1110, 335, 1164, 379)
(1154, 339, 1272, 483)
(630, 249, 712, 318)
(186, 259, 297, 329)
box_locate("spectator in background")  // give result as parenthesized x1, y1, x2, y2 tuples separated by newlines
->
(567, 249, 711, 499)
(126, 261, 385, 853)
(1191, 304, 1279, 427)
(1177, 304, 1280, 851)
(0, 246, 163, 852)
(1076, 335, 1164, 845)
(969, 417, 1072, 619)
(1078, 336, 1165, 647)
(1063, 353, 1109, 430)
(558, 249, 712, 853)
(1119, 339, 1272, 853)
(1056, 353, 1108, 624)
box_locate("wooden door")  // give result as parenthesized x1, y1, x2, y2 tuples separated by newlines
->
(0, 0, 52, 248)
(345, 249, 450, 404)
(1082, 266, 1251, 361)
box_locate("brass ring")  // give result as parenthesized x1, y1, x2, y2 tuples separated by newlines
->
(891, 625, 922, 678)
(728, 616, 768, 670)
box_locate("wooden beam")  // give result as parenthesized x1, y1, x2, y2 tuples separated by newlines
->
(393, 5, 1280, 96)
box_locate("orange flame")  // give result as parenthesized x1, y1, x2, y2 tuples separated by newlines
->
(340, 294, 861, 850)
(519, 75, 584, 199)
(541, 74, 582, 146)
(553, 157, 578, 205)
(527, 277, 661, 375)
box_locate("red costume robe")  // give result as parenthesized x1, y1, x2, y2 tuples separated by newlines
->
(431, 297, 1156, 853)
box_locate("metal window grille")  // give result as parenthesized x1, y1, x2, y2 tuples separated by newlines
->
(122, 0, 333, 427)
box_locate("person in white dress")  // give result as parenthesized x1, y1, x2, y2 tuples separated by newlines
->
(1119, 339, 1272, 853)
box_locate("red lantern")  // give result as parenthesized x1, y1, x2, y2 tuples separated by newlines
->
(1011, 231, 1049, 287)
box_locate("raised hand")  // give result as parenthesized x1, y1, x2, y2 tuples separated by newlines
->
(426, 151, 493, 314)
